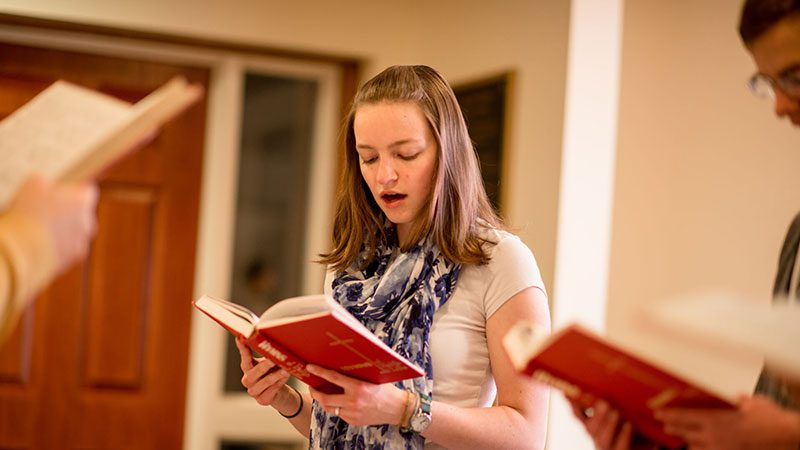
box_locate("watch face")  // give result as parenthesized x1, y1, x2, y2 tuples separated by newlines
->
(409, 392, 432, 433)
(410, 412, 431, 433)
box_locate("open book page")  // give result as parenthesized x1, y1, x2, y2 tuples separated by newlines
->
(259, 294, 336, 321)
(647, 291, 800, 380)
(193, 295, 258, 337)
(58, 76, 203, 183)
(258, 294, 369, 332)
(504, 320, 550, 372)
(0, 76, 203, 209)
(0, 81, 131, 207)
(612, 302, 764, 403)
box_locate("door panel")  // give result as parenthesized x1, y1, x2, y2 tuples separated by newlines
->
(0, 42, 208, 449)
(82, 186, 156, 389)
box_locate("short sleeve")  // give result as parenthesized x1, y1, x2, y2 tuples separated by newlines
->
(482, 234, 546, 320)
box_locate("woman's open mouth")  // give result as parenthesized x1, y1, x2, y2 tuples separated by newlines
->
(381, 192, 407, 207)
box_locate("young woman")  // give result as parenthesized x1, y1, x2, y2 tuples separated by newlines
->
(236, 65, 550, 449)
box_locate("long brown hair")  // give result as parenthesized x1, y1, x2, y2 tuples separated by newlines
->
(319, 65, 503, 271)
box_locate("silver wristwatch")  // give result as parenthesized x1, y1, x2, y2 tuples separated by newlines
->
(409, 392, 432, 433)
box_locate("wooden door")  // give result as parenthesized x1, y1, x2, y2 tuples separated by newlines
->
(0, 43, 208, 449)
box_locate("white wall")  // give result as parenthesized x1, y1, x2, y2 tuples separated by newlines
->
(549, 0, 623, 447)
(411, 0, 570, 298)
(608, 0, 800, 341)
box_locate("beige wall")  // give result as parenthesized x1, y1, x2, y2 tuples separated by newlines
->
(0, 0, 418, 71)
(413, 0, 570, 302)
(608, 0, 799, 339)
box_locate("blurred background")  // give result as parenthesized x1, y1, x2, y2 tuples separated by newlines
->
(0, 0, 796, 449)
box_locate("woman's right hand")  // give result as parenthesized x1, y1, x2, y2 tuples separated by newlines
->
(236, 337, 291, 406)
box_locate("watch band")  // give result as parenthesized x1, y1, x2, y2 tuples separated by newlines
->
(409, 391, 432, 433)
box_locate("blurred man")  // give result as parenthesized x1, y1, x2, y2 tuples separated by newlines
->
(573, 0, 800, 448)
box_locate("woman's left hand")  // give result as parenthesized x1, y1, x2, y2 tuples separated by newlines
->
(306, 364, 408, 426)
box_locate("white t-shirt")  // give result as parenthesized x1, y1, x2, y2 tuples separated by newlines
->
(324, 229, 546, 447)
(428, 228, 545, 410)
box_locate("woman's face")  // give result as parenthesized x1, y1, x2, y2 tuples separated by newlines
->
(353, 101, 438, 245)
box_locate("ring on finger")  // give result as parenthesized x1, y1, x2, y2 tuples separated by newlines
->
(334, 407, 340, 416)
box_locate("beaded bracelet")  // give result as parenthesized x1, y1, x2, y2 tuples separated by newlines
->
(278, 384, 304, 419)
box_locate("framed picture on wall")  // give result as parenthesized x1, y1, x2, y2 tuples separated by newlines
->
(453, 72, 512, 214)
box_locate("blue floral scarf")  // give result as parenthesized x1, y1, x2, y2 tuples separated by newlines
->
(309, 229, 461, 449)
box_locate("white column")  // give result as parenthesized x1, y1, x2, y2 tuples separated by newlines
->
(547, 0, 624, 449)
(184, 56, 244, 450)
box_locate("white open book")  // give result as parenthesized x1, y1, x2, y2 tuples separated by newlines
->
(646, 290, 800, 380)
(0, 76, 203, 208)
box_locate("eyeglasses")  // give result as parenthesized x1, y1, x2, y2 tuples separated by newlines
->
(747, 67, 800, 99)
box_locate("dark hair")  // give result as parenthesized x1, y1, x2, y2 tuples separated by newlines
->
(245, 259, 270, 283)
(739, 0, 800, 44)
(318, 65, 503, 271)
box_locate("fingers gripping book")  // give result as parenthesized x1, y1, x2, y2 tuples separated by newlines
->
(193, 294, 424, 394)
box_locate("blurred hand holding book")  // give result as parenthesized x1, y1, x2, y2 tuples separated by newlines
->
(503, 291, 778, 449)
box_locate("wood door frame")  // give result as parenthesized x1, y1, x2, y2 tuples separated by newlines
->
(0, 14, 358, 450)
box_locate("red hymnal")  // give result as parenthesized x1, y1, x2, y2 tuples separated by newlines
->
(194, 294, 424, 394)
(504, 322, 737, 449)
